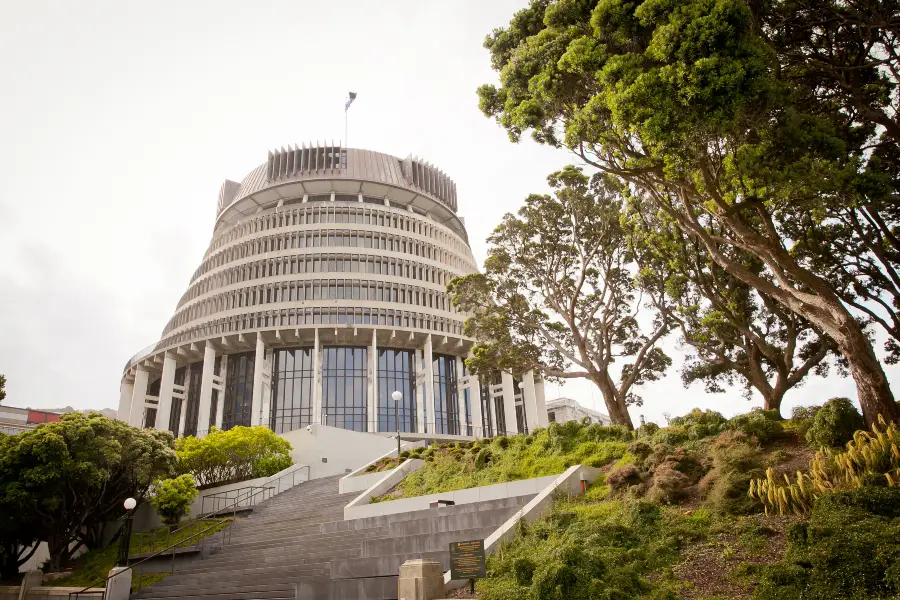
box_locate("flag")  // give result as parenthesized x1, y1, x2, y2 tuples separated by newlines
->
(345, 91, 357, 111)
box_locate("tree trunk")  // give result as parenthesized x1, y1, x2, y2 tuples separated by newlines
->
(836, 323, 900, 426)
(592, 375, 634, 430)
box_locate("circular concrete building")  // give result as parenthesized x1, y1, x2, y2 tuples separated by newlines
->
(118, 144, 547, 440)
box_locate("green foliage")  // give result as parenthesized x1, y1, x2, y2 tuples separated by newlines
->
(669, 409, 728, 440)
(478, 497, 709, 600)
(388, 422, 628, 500)
(151, 474, 198, 527)
(701, 431, 764, 515)
(789, 405, 821, 437)
(650, 426, 689, 447)
(753, 487, 900, 600)
(726, 409, 784, 444)
(749, 417, 900, 515)
(805, 397, 865, 449)
(0, 374, 5, 403)
(0, 413, 176, 572)
(175, 426, 292, 489)
(605, 465, 645, 495)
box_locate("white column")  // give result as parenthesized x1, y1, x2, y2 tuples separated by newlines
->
(197, 343, 216, 435)
(368, 330, 378, 432)
(129, 368, 150, 427)
(156, 354, 177, 432)
(423, 335, 436, 433)
(118, 380, 134, 425)
(259, 348, 273, 430)
(215, 355, 227, 431)
(533, 372, 549, 428)
(500, 371, 518, 435)
(177, 392, 188, 437)
(415, 348, 426, 434)
(522, 370, 542, 431)
(469, 377, 483, 438)
(312, 328, 323, 425)
(251, 336, 266, 427)
(455, 359, 467, 436)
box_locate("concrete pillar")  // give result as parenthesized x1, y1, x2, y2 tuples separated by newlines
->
(18, 569, 42, 600)
(215, 355, 227, 431)
(423, 335, 436, 434)
(522, 370, 541, 432)
(251, 335, 266, 427)
(455, 359, 467, 436)
(118, 381, 134, 426)
(156, 354, 177, 432)
(415, 348, 425, 434)
(105, 566, 132, 600)
(469, 377, 483, 438)
(312, 328, 323, 425)
(177, 393, 188, 437)
(397, 559, 444, 600)
(129, 368, 150, 427)
(533, 372, 549, 428)
(500, 372, 518, 435)
(197, 343, 216, 435)
(368, 330, 378, 432)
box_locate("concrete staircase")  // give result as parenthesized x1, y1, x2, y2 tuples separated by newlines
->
(132, 473, 532, 600)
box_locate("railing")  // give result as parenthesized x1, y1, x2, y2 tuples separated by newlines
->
(67, 466, 310, 600)
(200, 485, 275, 516)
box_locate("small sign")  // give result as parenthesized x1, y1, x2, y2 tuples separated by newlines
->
(449, 539, 487, 580)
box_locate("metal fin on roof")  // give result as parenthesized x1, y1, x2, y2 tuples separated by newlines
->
(265, 142, 344, 182)
(400, 155, 458, 212)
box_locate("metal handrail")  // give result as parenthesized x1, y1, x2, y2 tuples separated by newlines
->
(263, 463, 311, 495)
(66, 482, 284, 600)
(200, 485, 275, 516)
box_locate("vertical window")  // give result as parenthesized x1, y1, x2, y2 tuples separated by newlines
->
(222, 351, 255, 430)
(464, 388, 472, 436)
(432, 354, 459, 435)
(322, 347, 368, 432)
(378, 349, 417, 433)
(183, 362, 202, 437)
(270, 348, 314, 433)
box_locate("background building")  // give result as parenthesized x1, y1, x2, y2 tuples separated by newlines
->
(118, 144, 547, 440)
(546, 397, 610, 426)
(0, 406, 61, 435)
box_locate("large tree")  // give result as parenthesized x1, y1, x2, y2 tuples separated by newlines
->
(0, 413, 176, 571)
(449, 166, 673, 429)
(0, 375, 6, 404)
(477, 0, 900, 424)
(627, 199, 840, 414)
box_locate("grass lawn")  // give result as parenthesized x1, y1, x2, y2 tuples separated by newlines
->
(45, 517, 231, 591)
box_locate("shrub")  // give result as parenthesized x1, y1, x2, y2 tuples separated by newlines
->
(151, 474, 198, 527)
(701, 431, 763, 515)
(669, 409, 728, 440)
(789, 405, 821, 437)
(749, 417, 900, 515)
(636, 422, 660, 438)
(754, 487, 900, 600)
(475, 448, 492, 468)
(606, 465, 645, 493)
(175, 426, 292, 489)
(626, 441, 653, 465)
(493, 436, 510, 449)
(651, 426, 689, 447)
(726, 408, 783, 443)
(805, 397, 865, 449)
(647, 464, 690, 505)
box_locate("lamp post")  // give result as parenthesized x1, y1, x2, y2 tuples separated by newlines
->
(392, 390, 403, 457)
(116, 497, 137, 567)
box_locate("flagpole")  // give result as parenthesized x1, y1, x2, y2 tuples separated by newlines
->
(345, 103, 348, 147)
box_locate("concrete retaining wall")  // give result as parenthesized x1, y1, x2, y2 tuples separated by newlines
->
(343, 458, 425, 519)
(339, 440, 428, 494)
(345, 470, 559, 521)
(443, 464, 603, 587)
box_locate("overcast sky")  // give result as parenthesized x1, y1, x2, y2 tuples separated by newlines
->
(1, 0, 896, 425)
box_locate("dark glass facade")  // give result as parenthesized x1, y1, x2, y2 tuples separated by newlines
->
(222, 351, 255, 430)
(480, 380, 494, 437)
(323, 347, 368, 432)
(184, 363, 202, 437)
(432, 354, 459, 435)
(271, 348, 314, 433)
(491, 372, 507, 435)
(377, 349, 416, 432)
(169, 367, 186, 437)
(209, 356, 221, 430)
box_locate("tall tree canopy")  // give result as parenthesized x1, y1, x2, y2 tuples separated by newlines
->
(0, 413, 176, 572)
(449, 166, 672, 429)
(0, 375, 6, 404)
(477, 0, 900, 424)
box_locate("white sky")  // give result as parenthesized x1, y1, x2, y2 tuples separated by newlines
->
(1, 0, 896, 425)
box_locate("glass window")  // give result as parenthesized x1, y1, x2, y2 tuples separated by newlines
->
(222, 351, 255, 430)
(432, 354, 460, 435)
(378, 349, 417, 433)
(322, 347, 368, 432)
(270, 348, 314, 433)
(183, 362, 202, 437)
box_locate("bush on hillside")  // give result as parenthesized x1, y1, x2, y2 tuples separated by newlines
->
(753, 487, 900, 600)
(636, 422, 660, 438)
(790, 405, 821, 437)
(650, 426, 689, 446)
(805, 397, 865, 449)
(669, 409, 728, 440)
(151, 474, 198, 527)
(647, 464, 691, 505)
(175, 426, 292, 489)
(725, 408, 783, 443)
(701, 431, 763, 515)
(606, 465, 646, 494)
